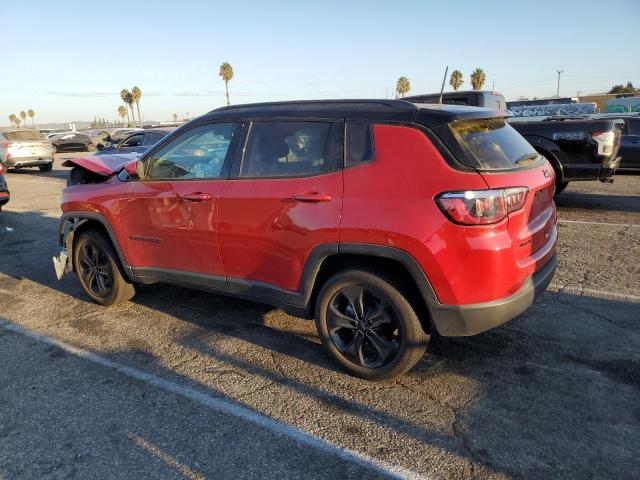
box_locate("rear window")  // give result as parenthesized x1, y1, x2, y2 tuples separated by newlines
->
(446, 118, 539, 170)
(3, 130, 42, 141)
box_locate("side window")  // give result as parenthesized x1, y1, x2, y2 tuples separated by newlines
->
(240, 121, 343, 178)
(122, 133, 144, 147)
(145, 123, 238, 180)
(143, 132, 163, 146)
(346, 122, 374, 167)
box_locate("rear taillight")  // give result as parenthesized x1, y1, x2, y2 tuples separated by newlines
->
(1, 142, 13, 148)
(436, 187, 528, 225)
(592, 130, 615, 156)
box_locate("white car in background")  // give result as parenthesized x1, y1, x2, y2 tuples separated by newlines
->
(0, 129, 54, 172)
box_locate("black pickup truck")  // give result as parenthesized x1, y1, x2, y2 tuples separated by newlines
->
(406, 90, 623, 193)
(510, 117, 622, 193)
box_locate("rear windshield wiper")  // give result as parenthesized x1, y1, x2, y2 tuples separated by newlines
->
(514, 153, 539, 165)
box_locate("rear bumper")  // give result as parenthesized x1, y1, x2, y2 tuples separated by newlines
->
(430, 253, 557, 336)
(5, 157, 53, 168)
(0, 191, 9, 206)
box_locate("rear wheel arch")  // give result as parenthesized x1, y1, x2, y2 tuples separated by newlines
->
(303, 245, 437, 334)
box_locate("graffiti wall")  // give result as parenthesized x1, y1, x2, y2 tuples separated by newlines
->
(508, 103, 597, 117)
(606, 97, 640, 113)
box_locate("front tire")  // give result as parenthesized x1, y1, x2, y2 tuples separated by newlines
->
(87, 143, 96, 152)
(315, 269, 429, 380)
(73, 230, 135, 306)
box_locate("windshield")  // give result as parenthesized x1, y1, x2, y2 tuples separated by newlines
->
(448, 118, 539, 170)
(3, 130, 42, 141)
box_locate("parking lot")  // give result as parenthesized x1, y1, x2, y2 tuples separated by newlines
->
(1, 155, 639, 479)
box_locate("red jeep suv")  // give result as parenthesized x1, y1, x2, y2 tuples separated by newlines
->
(55, 100, 557, 380)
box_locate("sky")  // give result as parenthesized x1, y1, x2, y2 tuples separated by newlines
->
(1, 0, 639, 124)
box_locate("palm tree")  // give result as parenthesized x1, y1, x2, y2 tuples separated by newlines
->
(28, 109, 35, 127)
(396, 76, 411, 98)
(219, 62, 234, 106)
(131, 86, 142, 126)
(470, 68, 486, 91)
(449, 70, 464, 91)
(117, 105, 127, 126)
(125, 93, 135, 126)
(173, 113, 178, 123)
(20, 111, 26, 127)
(120, 89, 131, 125)
(9, 114, 16, 127)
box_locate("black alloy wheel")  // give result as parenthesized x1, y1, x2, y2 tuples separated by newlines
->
(327, 285, 401, 368)
(315, 269, 429, 380)
(78, 241, 113, 298)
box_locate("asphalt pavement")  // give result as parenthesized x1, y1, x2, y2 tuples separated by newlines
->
(0, 155, 638, 479)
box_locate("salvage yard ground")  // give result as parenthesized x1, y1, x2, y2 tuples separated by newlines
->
(1, 155, 639, 479)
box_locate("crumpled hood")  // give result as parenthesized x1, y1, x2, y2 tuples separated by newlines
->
(61, 153, 138, 177)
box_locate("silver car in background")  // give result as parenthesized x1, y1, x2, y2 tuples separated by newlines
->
(0, 129, 54, 172)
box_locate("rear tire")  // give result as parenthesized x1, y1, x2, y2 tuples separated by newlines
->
(87, 143, 96, 152)
(39, 162, 53, 172)
(315, 269, 429, 380)
(73, 230, 135, 306)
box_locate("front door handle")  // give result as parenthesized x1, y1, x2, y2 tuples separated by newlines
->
(292, 193, 332, 203)
(181, 192, 212, 202)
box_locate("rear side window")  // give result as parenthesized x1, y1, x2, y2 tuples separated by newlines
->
(444, 118, 540, 170)
(240, 121, 343, 178)
(3, 130, 41, 141)
(346, 123, 374, 166)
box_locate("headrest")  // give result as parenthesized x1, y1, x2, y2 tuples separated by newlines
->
(259, 135, 290, 159)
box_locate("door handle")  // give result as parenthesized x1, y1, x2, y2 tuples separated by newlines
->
(292, 193, 332, 203)
(181, 192, 212, 202)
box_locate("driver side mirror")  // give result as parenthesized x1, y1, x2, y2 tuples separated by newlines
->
(124, 160, 143, 179)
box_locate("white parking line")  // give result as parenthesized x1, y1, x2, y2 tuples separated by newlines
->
(548, 284, 640, 303)
(0, 320, 427, 480)
(558, 219, 640, 228)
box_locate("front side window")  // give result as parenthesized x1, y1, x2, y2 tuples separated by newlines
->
(145, 123, 238, 180)
(240, 121, 343, 178)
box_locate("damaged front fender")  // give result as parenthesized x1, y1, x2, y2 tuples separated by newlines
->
(52, 217, 88, 280)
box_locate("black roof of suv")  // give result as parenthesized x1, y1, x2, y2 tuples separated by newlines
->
(204, 99, 507, 128)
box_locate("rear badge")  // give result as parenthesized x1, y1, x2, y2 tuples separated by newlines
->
(543, 169, 551, 178)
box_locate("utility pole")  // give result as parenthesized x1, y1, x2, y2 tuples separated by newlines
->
(556, 69, 564, 98)
(438, 66, 449, 104)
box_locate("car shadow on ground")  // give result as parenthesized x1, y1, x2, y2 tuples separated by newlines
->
(555, 191, 640, 213)
(6, 166, 69, 181)
(1, 208, 640, 478)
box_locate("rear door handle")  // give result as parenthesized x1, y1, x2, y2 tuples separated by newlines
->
(181, 192, 212, 202)
(292, 193, 332, 203)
